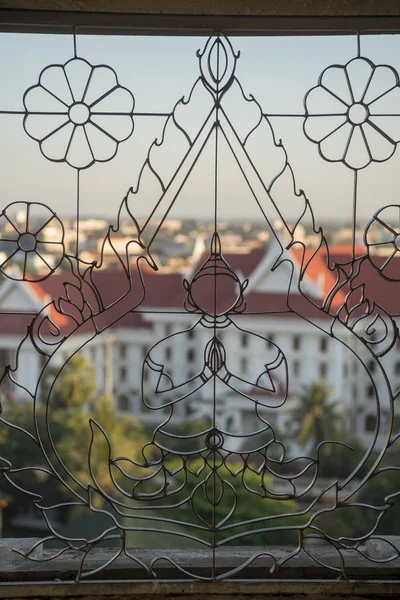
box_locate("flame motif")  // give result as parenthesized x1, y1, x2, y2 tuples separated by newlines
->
(336, 279, 397, 357)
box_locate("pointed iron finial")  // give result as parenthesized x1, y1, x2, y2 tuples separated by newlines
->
(210, 232, 221, 255)
(197, 34, 239, 96)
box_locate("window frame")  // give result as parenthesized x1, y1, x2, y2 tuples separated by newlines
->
(1, 4, 400, 587)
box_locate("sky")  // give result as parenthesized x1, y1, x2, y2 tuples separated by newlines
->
(1, 31, 400, 233)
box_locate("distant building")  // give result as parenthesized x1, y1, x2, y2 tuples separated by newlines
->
(0, 235, 397, 451)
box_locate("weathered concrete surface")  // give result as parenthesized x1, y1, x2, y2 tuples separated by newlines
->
(0, 538, 42, 561)
(1, 542, 400, 585)
(1, 579, 400, 600)
(1, 0, 400, 16)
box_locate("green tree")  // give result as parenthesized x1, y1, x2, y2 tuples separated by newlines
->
(40, 353, 96, 410)
(0, 352, 145, 515)
(356, 447, 400, 537)
(151, 458, 305, 546)
(291, 381, 342, 449)
(318, 428, 365, 479)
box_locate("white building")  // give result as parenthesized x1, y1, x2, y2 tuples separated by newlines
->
(0, 235, 397, 452)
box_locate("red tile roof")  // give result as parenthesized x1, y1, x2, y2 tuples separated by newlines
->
(1, 244, 399, 339)
(0, 313, 35, 336)
(290, 245, 347, 310)
(350, 255, 400, 317)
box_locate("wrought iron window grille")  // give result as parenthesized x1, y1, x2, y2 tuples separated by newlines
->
(0, 20, 400, 583)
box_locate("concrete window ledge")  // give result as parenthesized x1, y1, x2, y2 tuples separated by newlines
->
(1, 539, 400, 599)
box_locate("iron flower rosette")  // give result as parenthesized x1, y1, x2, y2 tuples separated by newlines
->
(0, 201, 64, 281)
(23, 58, 135, 169)
(304, 57, 400, 169)
(365, 205, 400, 280)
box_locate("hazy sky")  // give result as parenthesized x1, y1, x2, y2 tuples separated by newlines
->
(1, 31, 400, 233)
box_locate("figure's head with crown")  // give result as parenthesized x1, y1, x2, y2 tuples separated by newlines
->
(183, 233, 248, 319)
